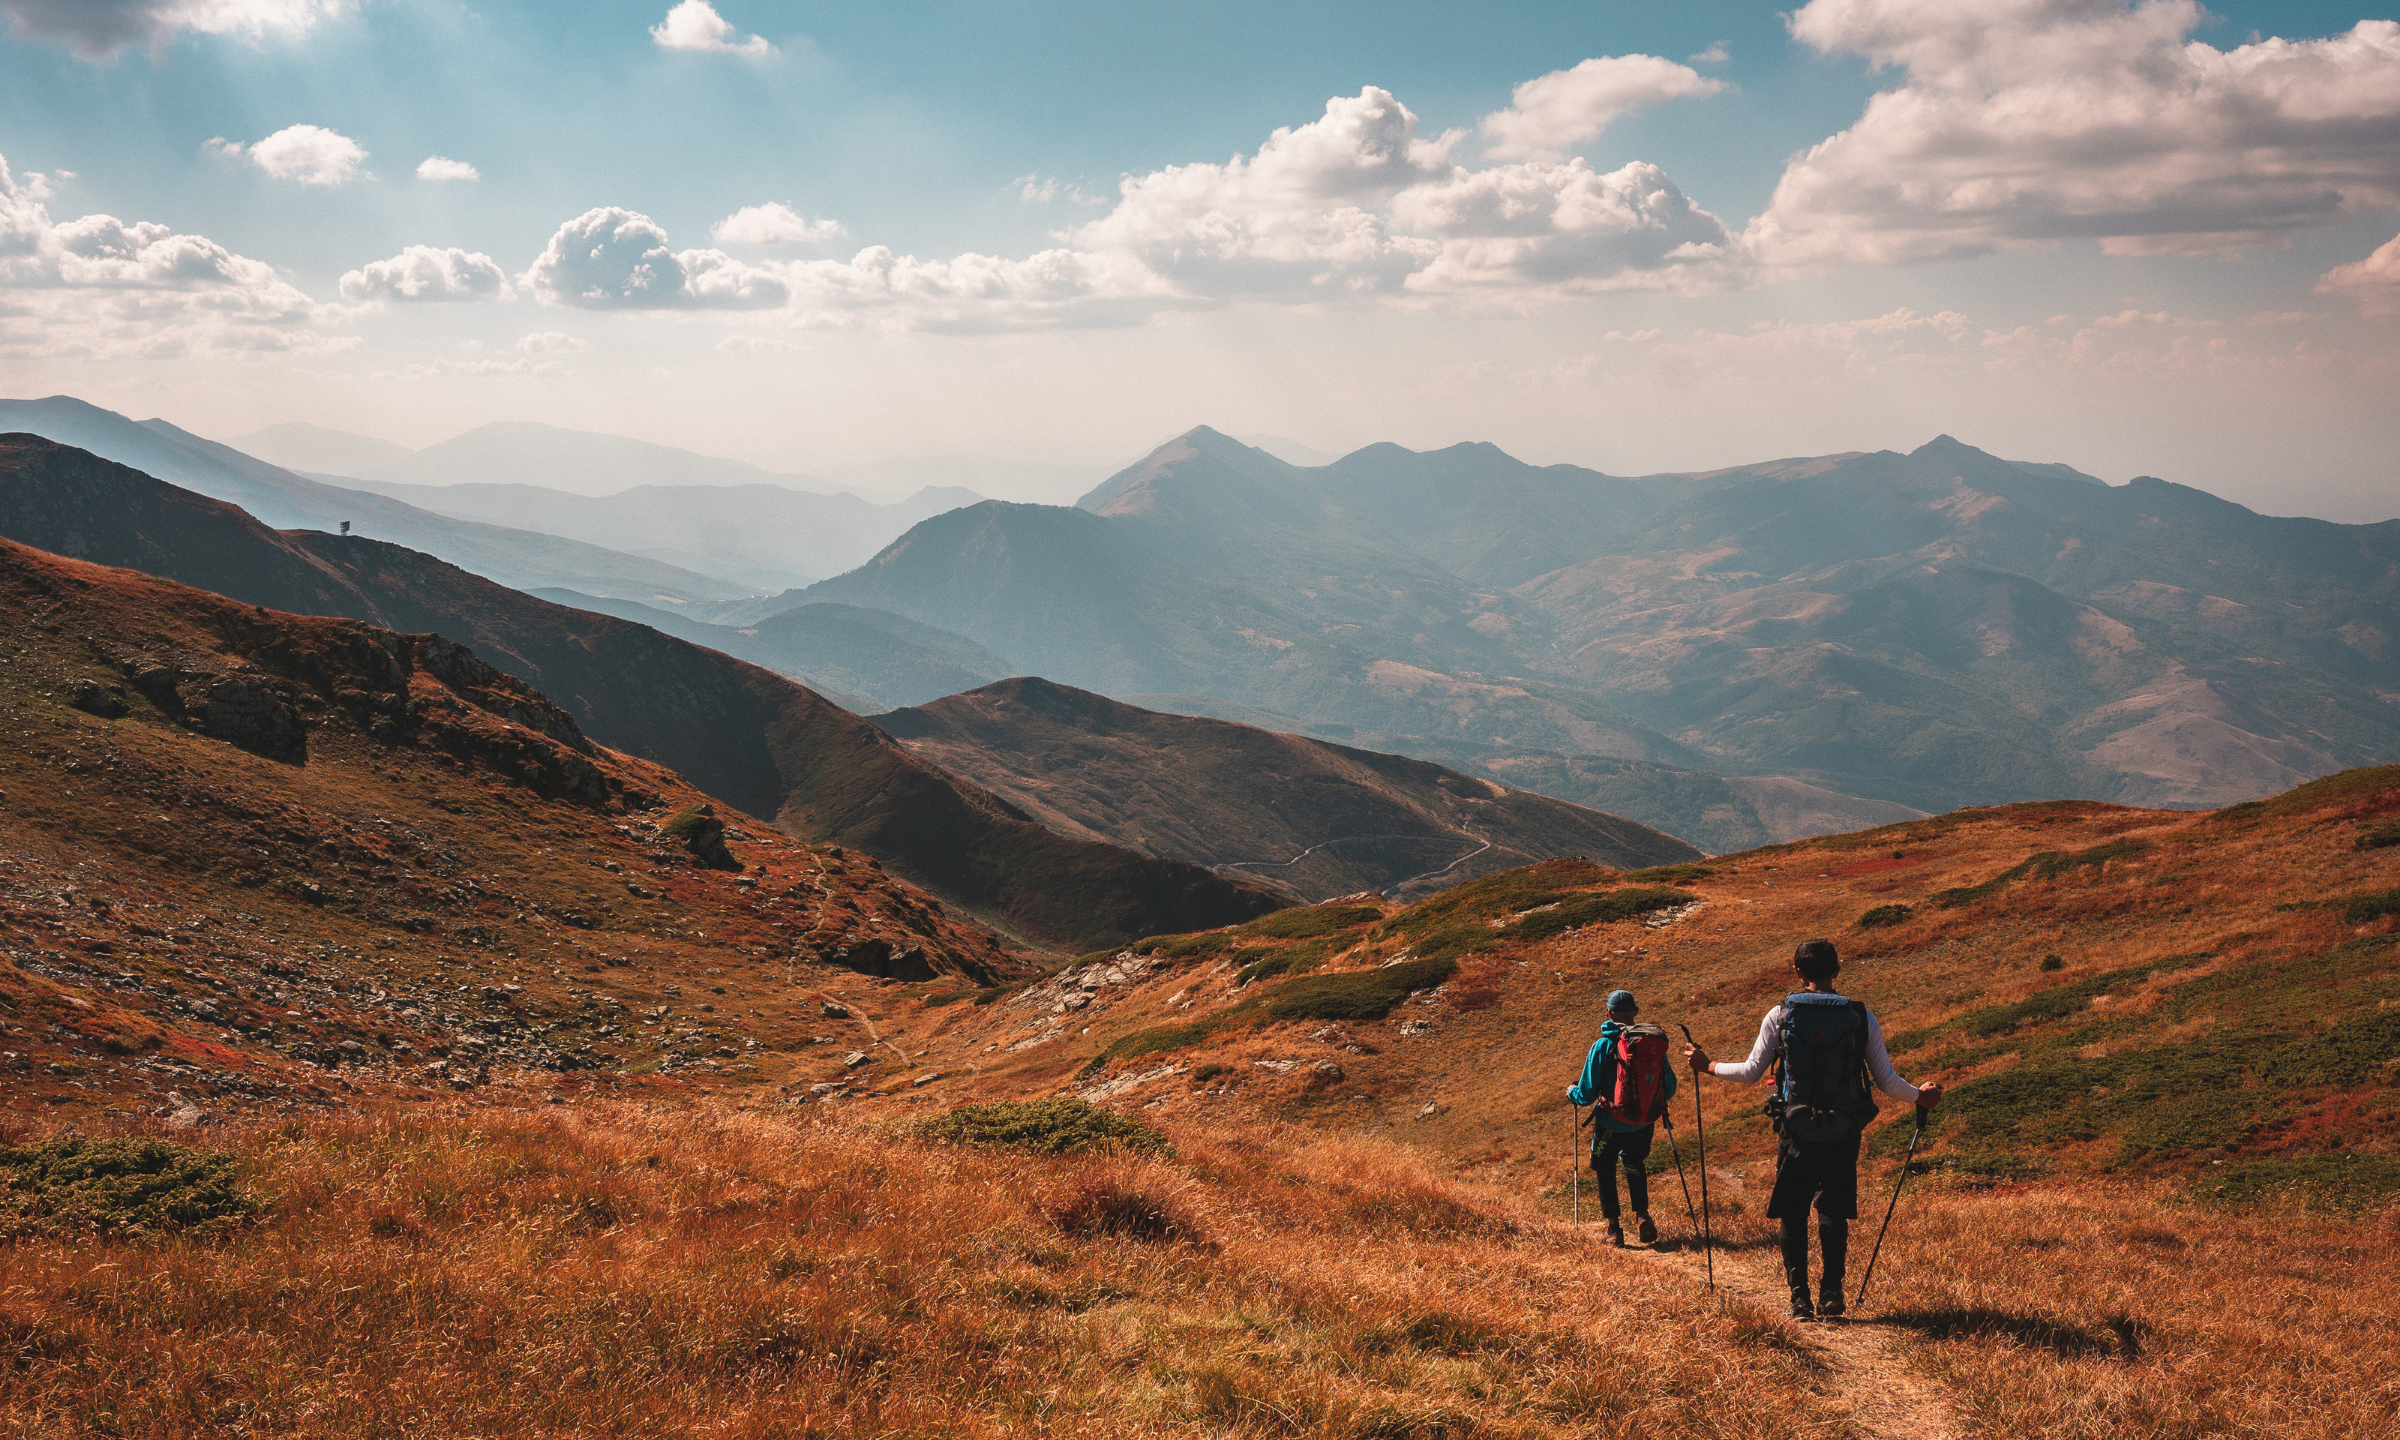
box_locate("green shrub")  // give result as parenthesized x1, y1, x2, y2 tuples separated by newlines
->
(2190, 1155, 2400, 1212)
(0, 1136, 256, 1237)
(1258, 957, 1457, 1023)
(2356, 820, 2400, 850)
(1376, 859, 1611, 940)
(1958, 963, 2151, 1037)
(2039, 954, 2064, 972)
(1624, 863, 1715, 883)
(661, 806, 711, 839)
(1856, 903, 1913, 929)
(1128, 932, 1238, 961)
(1110, 957, 1461, 1056)
(1107, 1018, 1228, 1061)
(2339, 887, 2400, 925)
(918, 1099, 1169, 1158)
(1192, 1063, 1225, 1083)
(1238, 905, 1381, 940)
(1502, 887, 1689, 943)
(1932, 839, 2155, 909)
(1409, 921, 1503, 965)
(1234, 937, 1336, 987)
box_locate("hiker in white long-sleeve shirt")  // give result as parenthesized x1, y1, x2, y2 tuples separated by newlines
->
(1683, 939, 1941, 1322)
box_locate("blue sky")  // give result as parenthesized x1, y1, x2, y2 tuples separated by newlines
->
(3, 1, 2398, 517)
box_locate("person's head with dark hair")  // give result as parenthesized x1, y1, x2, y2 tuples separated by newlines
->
(1793, 938, 1841, 986)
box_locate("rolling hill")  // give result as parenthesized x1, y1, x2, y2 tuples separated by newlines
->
(0, 433, 1280, 952)
(875, 677, 1703, 901)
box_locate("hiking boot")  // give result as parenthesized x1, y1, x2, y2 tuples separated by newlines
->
(1602, 1217, 1625, 1247)
(1816, 1290, 1847, 1324)
(1635, 1213, 1659, 1244)
(1787, 1290, 1816, 1322)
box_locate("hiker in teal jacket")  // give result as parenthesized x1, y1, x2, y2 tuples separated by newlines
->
(1566, 989, 1676, 1246)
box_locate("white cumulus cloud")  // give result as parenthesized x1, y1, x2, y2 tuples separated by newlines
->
(1479, 55, 1725, 162)
(0, 0, 351, 61)
(650, 1, 773, 56)
(1749, 1, 2400, 268)
(1390, 159, 1735, 294)
(416, 155, 479, 183)
(522, 207, 787, 309)
(711, 202, 844, 245)
(338, 245, 511, 303)
(213, 123, 368, 186)
(0, 149, 326, 358)
(2317, 232, 2400, 316)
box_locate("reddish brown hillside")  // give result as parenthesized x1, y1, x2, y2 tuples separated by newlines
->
(859, 771, 2400, 1208)
(0, 537, 1042, 1119)
(0, 434, 1281, 951)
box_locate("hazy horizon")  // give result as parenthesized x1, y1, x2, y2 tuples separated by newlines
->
(4, 2, 2398, 519)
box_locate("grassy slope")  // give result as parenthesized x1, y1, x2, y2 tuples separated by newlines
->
(907, 769, 2400, 1203)
(0, 537, 1042, 1111)
(0, 436, 1280, 952)
(875, 677, 1703, 902)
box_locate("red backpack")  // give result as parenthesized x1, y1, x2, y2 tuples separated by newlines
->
(1607, 1024, 1671, 1125)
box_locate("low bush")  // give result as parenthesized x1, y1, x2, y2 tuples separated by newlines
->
(1623, 863, 1715, 884)
(1129, 931, 1239, 961)
(2355, 820, 2400, 850)
(2190, 1154, 2400, 1211)
(2338, 887, 2400, 925)
(1239, 904, 1381, 940)
(1502, 887, 1688, 943)
(1258, 957, 1458, 1023)
(918, 1099, 1170, 1158)
(0, 1136, 256, 1237)
(1856, 903, 1913, 929)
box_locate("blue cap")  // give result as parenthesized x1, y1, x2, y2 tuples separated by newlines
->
(1606, 989, 1637, 1012)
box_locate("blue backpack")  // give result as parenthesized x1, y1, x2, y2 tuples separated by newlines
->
(1772, 992, 1879, 1143)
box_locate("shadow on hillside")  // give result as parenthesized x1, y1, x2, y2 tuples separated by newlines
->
(1865, 1306, 2149, 1361)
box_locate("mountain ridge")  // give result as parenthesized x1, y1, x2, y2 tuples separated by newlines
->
(0, 433, 1281, 951)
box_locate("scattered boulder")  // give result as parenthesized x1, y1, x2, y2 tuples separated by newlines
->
(199, 675, 308, 763)
(819, 1001, 851, 1019)
(67, 679, 127, 719)
(831, 938, 938, 982)
(663, 804, 742, 871)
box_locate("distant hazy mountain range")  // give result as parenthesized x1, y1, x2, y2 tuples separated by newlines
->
(800, 426, 2400, 812)
(0, 398, 751, 604)
(232, 419, 986, 595)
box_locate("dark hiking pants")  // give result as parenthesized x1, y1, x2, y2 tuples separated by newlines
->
(1767, 1132, 1859, 1306)
(1589, 1124, 1653, 1219)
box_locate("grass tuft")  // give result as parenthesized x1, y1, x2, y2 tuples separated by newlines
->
(0, 1135, 256, 1237)
(919, 1099, 1171, 1158)
(1856, 903, 1913, 929)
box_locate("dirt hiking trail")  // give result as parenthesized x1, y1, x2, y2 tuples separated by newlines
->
(1617, 1223, 1965, 1440)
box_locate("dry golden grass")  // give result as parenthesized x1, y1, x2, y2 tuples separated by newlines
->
(3, 1104, 1848, 1439)
(1854, 1182, 2400, 1439)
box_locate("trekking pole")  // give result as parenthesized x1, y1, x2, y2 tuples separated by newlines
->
(1660, 1110, 1703, 1254)
(1570, 1101, 1581, 1227)
(1675, 1023, 1715, 1290)
(1856, 1106, 1928, 1310)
